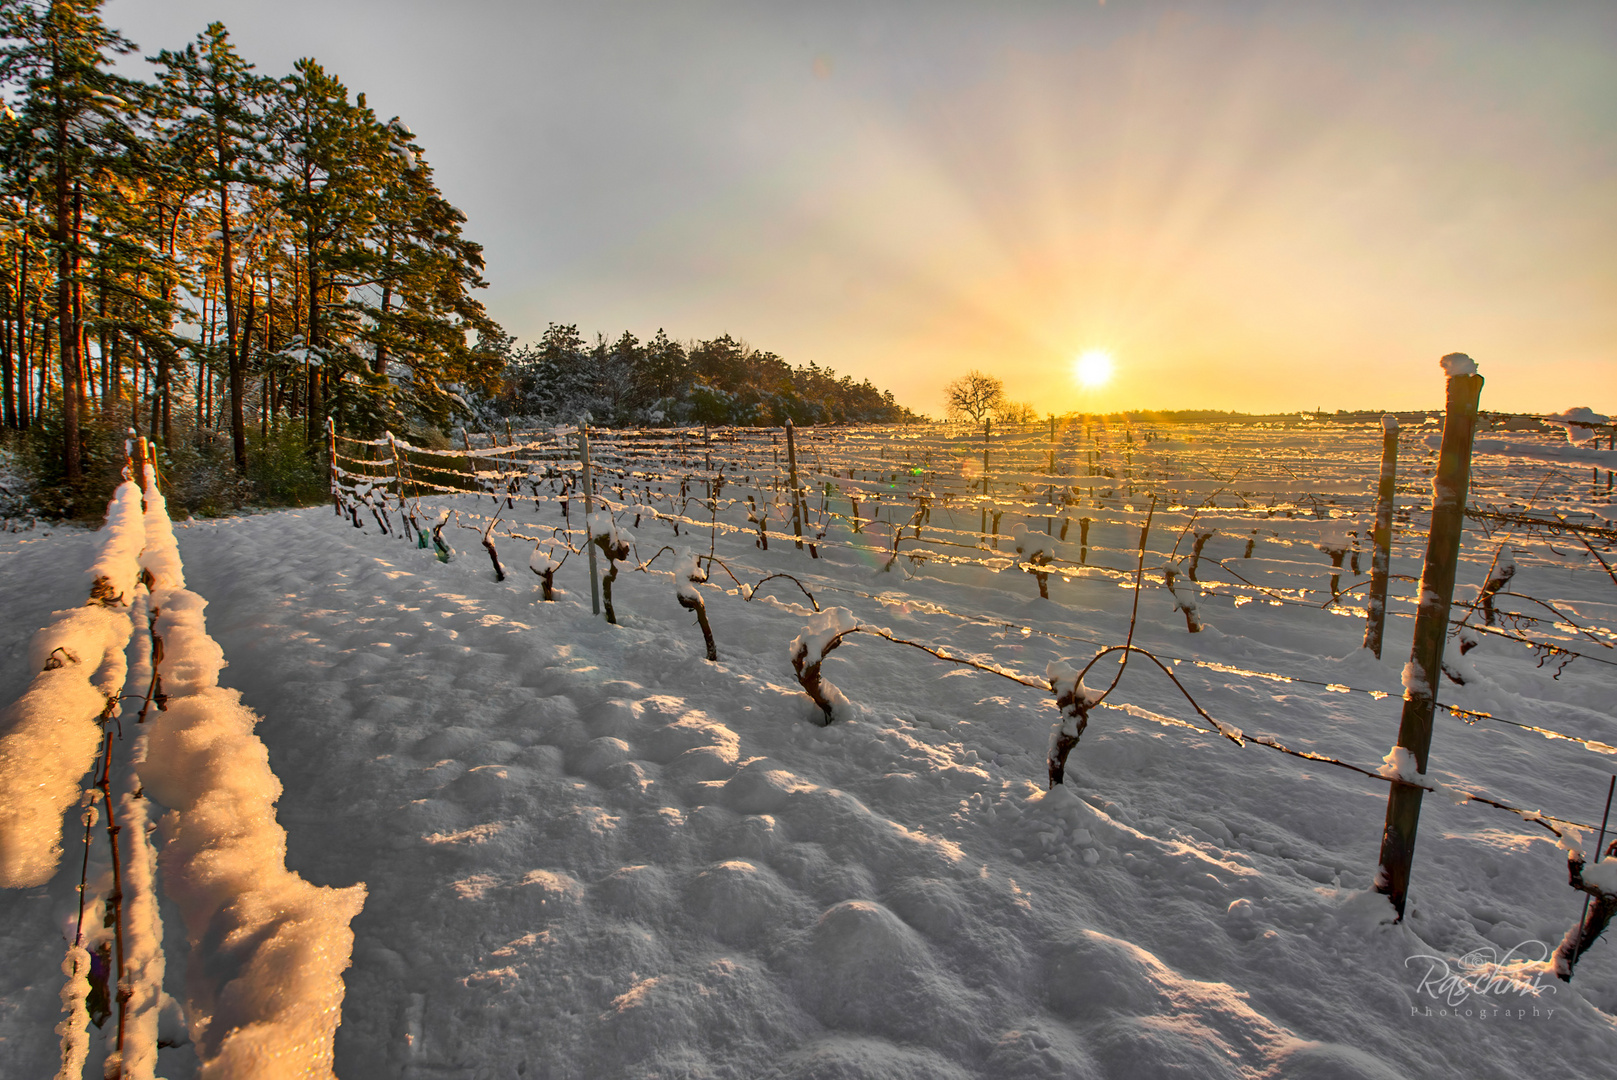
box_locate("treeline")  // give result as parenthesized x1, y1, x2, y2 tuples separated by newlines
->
(494, 323, 921, 427)
(0, 2, 501, 505)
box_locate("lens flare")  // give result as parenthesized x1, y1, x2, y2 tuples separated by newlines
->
(1074, 350, 1114, 388)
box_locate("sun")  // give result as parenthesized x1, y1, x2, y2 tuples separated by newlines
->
(1074, 350, 1114, 389)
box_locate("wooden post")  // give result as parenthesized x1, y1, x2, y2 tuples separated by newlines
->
(1363, 415, 1400, 658)
(581, 426, 601, 616)
(786, 419, 804, 551)
(1375, 359, 1484, 921)
(981, 417, 991, 539)
(387, 431, 409, 523)
(327, 416, 340, 515)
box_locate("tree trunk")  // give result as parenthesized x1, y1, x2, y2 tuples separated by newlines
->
(15, 249, 28, 430)
(96, 261, 109, 408)
(0, 279, 13, 430)
(54, 78, 80, 481)
(373, 222, 396, 376)
(218, 135, 245, 474)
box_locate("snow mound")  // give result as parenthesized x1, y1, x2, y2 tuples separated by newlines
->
(794, 899, 976, 1047)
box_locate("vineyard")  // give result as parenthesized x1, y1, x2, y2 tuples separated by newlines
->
(2, 386, 1616, 1078)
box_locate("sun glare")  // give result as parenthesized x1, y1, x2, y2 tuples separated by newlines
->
(1074, 350, 1114, 389)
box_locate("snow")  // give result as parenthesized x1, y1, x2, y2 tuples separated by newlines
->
(0, 482, 143, 887)
(1400, 660, 1429, 699)
(54, 945, 92, 1080)
(1449, 433, 1617, 467)
(1439, 352, 1479, 377)
(85, 480, 145, 605)
(5, 421, 1617, 1077)
(673, 549, 705, 603)
(135, 464, 367, 1077)
(528, 538, 564, 574)
(1008, 522, 1050, 561)
(115, 592, 169, 1080)
(1315, 519, 1356, 555)
(1584, 859, 1617, 896)
(1550, 407, 1612, 426)
(790, 606, 860, 667)
(1377, 746, 1423, 783)
(587, 509, 625, 547)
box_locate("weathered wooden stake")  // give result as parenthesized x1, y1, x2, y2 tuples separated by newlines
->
(981, 418, 991, 539)
(581, 426, 601, 616)
(786, 419, 804, 551)
(1375, 360, 1483, 921)
(327, 416, 340, 515)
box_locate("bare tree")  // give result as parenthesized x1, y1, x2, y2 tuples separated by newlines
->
(944, 370, 1004, 424)
(994, 399, 1037, 424)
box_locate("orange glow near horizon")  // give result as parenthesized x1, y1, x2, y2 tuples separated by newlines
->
(483, 5, 1616, 418)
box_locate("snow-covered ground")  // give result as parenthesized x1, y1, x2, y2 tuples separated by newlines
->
(2, 423, 1616, 1078)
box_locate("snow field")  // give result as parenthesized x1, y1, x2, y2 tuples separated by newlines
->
(4, 414, 1616, 1077)
(34, 491, 1610, 1075)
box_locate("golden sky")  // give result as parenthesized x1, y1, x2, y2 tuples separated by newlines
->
(115, 1, 1617, 417)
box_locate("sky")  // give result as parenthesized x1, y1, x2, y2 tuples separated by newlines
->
(105, 0, 1617, 418)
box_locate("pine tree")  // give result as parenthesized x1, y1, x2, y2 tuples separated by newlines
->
(153, 22, 272, 473)
(0, 0, 138, 479)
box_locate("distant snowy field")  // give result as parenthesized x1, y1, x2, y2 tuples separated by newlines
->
(3, 422, 1616, 1078)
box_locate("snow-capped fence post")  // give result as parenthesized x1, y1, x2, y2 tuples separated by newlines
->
(786, 419, 804, 551)
(1362, 416, 1400, 657)
(1374, 355, 1484, 921)
(980, 418, 991, 539)
(580, 425, 602, 616)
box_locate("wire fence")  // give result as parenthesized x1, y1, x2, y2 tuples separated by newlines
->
(328, 411, 1617, 975)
